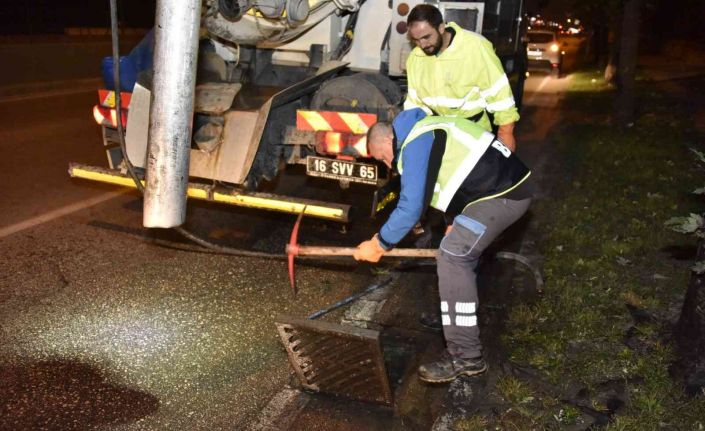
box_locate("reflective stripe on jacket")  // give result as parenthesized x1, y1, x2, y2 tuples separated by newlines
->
(404, 22, 520, 129)
(397, 116, 530, 215)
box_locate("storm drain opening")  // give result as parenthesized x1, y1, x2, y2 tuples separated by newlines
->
(275, 315, 393, 406)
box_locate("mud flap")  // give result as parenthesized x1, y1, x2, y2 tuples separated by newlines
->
(128, 62, 349, 185)
(239, 62, 349, 185)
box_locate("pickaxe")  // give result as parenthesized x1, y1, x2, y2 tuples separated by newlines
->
(286, 211, 436, 295)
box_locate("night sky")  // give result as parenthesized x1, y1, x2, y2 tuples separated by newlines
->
(0, 0, 156, 35)
(0, 0, 578, 36)
(1, 0, 703, 40)
(524, 0, 705, 39)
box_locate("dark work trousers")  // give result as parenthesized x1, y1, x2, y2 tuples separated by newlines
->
(437, 197, 531, 359)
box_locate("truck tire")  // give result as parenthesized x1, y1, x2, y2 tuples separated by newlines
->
(310, 73, 403, 121)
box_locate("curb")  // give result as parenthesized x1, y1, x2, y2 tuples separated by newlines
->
(248, 387, 311, 431)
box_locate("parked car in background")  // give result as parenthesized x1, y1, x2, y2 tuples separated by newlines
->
(526, 30, 563, 76)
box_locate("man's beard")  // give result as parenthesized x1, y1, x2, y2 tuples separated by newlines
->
(423, 36, 443, 56)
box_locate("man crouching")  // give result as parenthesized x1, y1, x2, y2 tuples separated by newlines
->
(354, 108, 533, 383)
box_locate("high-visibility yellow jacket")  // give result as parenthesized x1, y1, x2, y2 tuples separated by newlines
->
(404, 22, 520, 131)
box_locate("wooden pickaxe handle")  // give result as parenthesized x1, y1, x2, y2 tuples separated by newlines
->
(286, 244, 437, 258)
(287, 210, 436, 296)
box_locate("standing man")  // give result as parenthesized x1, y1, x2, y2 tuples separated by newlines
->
(405, 4, 519, 151)
(354, 108, 532, 382)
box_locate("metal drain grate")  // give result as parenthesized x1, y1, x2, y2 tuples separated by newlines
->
(275, 316, 393, 405)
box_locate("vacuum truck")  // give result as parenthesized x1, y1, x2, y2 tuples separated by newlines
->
(70, 0, 527, 223)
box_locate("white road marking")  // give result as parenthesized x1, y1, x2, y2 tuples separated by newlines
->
(524, 75, 552, 105)
(0, 191, 127, 239)
(536, 75, 552, 92)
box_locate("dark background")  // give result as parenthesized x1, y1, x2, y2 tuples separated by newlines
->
(0, 0, 156, 35)
(525, 0, 705, 41)
(0, 0, 703, 42)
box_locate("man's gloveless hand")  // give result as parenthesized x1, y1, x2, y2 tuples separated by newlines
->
(353, 235, 386, 263)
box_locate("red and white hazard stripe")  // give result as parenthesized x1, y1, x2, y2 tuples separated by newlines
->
(296, 110, 377, 134)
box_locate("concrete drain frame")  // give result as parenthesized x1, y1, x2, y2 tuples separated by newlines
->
(275, 315, 393, 406)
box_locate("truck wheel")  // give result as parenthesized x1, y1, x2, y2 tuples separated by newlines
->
(310, 73, 402, 121)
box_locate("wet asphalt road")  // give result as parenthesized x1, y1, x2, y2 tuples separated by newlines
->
(0, 64, 568, 429)
(0, 89, 381, 429)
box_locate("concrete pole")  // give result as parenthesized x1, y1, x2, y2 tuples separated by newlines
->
(143, 0, 201, 228)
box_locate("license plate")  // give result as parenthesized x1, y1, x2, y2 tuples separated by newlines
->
(306, 156, 378, 185)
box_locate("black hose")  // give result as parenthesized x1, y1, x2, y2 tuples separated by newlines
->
(330, 1, 366, 60)
(173, 225, 285, 259)
(307, 275, 395, 319)
(495, 251, 544, 293)
(305, 252, 545, 319)
(108, 0, 283, 260)
(110, 0, 143, 194)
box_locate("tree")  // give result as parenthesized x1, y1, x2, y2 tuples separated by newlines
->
(543, 0, 642, 125)
(614, 0, 642, 127)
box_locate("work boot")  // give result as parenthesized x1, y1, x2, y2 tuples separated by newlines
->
(418, 351, 487, 383)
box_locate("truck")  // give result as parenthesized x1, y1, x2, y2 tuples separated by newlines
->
(70, 0, 528, 224)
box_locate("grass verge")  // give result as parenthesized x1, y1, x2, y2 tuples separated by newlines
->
(498, 69, 705, 429)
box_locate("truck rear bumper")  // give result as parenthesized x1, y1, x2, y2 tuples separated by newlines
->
(68, 163, 350, 222)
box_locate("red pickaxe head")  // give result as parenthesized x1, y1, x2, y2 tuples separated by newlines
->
(287, 210, 305, 296)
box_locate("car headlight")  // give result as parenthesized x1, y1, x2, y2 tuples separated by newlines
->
(550, 43, 559, 52)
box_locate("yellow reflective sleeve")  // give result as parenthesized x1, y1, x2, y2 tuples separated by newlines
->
(475, 37, 519, 125)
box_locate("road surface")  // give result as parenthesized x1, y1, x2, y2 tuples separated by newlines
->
(0, 64, 569, 429)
